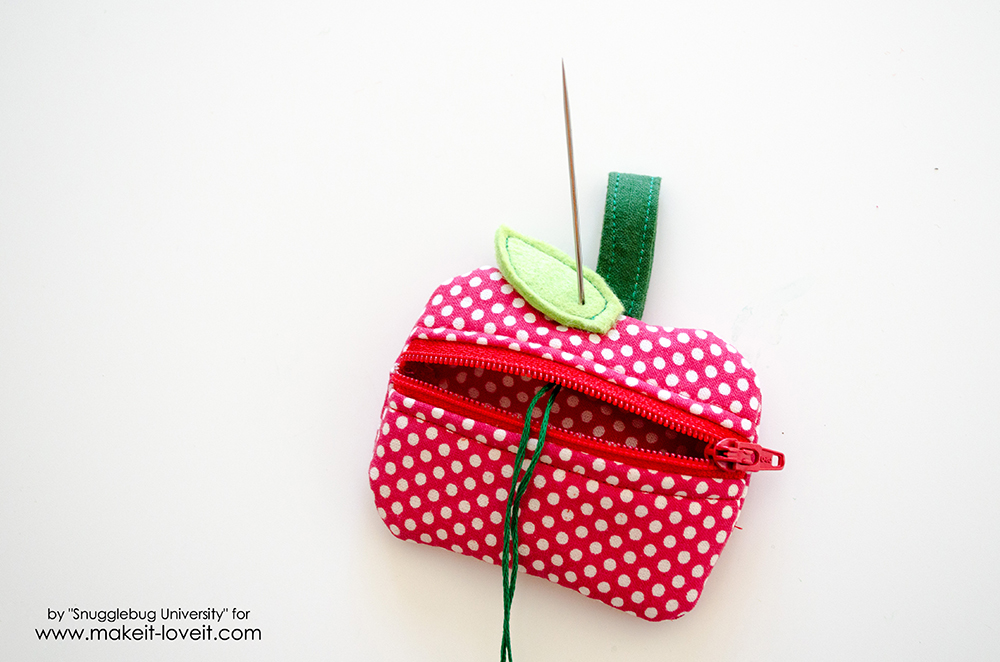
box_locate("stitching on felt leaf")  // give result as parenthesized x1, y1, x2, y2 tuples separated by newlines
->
(504, 236, 611, 321)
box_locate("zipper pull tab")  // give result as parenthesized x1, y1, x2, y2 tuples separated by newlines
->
(708, 438, 785, 472)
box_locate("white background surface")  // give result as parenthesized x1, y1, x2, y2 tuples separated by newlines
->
(2, 2, 999, 660)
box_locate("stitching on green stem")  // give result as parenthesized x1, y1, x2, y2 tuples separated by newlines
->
(629, 176, 657, 311)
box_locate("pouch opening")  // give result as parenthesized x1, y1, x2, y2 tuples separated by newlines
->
(399, 361, 706, 460)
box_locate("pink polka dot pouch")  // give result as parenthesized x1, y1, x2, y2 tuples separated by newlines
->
(369, 173, 784, 628)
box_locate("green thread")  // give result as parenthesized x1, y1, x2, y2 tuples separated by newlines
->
(500, 383, 562, 662)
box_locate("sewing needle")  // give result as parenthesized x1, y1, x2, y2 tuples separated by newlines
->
(562, 60, 585, 306)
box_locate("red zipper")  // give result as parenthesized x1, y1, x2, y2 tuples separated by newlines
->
(395, 338, 782, 476)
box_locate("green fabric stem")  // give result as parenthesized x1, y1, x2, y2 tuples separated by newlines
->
(500, 382, 562, 662)
(596, 172, 662, 320)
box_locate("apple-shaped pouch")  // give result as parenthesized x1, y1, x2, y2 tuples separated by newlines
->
(369, 173, 783, 624)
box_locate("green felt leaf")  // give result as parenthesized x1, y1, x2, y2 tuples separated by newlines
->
(494, 225, 623, 335)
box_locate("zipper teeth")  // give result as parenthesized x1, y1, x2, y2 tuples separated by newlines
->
(400, 350, 716, 466)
